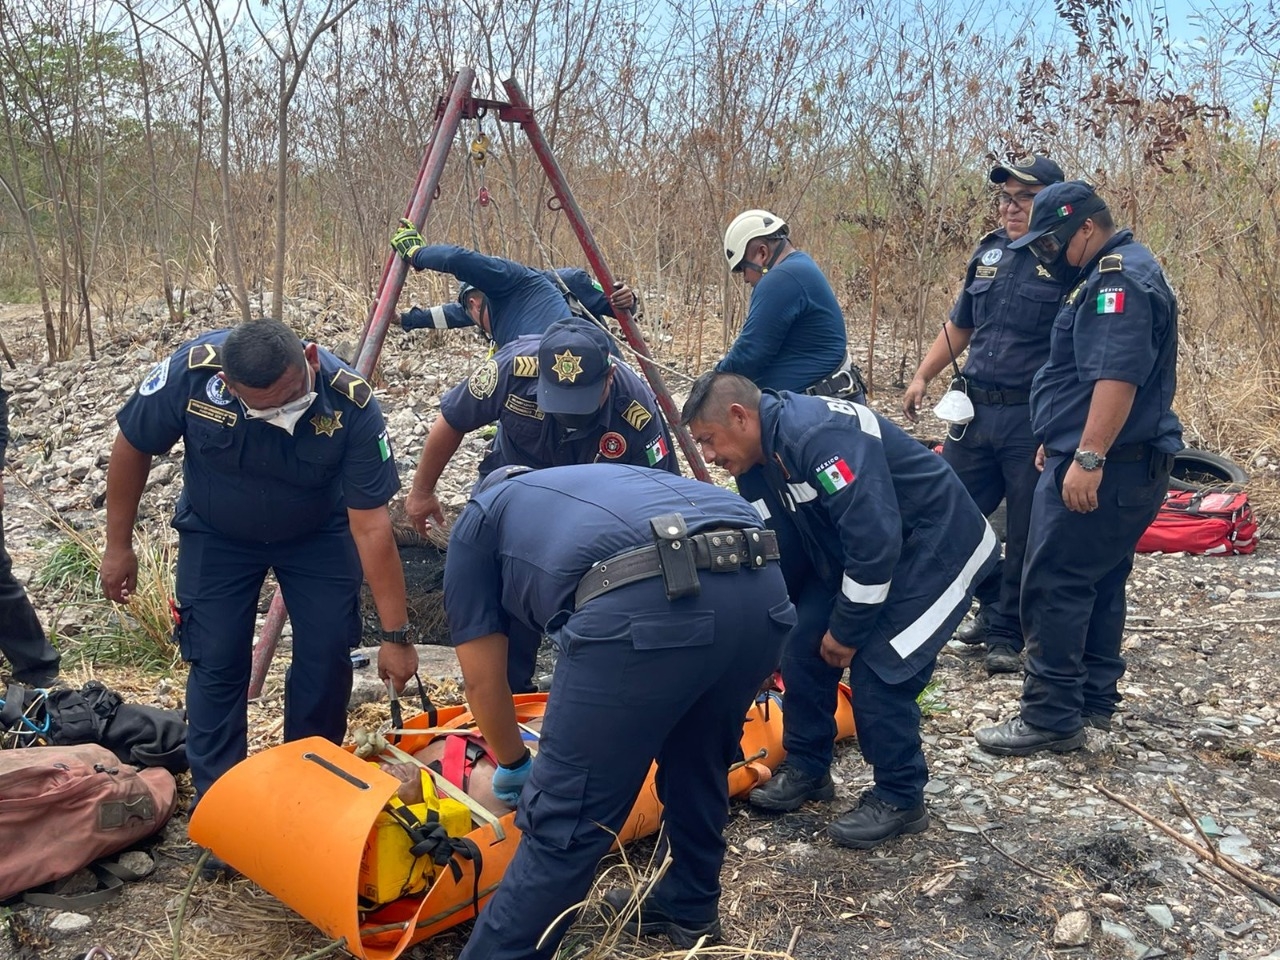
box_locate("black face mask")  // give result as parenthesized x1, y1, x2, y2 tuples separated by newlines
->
(553, 410, 598, 432)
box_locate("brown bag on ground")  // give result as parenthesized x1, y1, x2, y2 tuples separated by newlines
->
(0, 743, 178, 901)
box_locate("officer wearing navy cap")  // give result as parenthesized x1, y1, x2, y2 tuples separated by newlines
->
(405, 317, 678, 692)
(683, 373, 998, 849)
(904, 154, 1067, 675)
(975, 181, 1181, 756)
(101, 319, 415, 801)
(390, 219, 572, 346)
(446, 463, 794, 960)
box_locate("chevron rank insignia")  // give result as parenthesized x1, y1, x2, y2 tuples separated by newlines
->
(188, 343, 221, 369)
(622, 400, 652, 431)
(1099, 254, 1124, 273)
(311, 411, 343, 437)
(330, 369, 371, 408)
(512, 355, 539, 378)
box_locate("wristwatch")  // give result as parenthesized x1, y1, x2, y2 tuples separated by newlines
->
(379, 627, 413, 645)
(1073, 449, 1106, 471)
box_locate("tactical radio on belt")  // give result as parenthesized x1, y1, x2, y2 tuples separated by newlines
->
(575, 513, 781, 606)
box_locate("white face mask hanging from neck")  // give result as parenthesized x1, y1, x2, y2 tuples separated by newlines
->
(240, 365, 316, 435)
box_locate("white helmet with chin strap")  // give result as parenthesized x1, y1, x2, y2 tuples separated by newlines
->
(723, 209, 789, 272)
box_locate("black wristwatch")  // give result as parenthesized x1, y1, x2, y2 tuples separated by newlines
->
(1073, 449, 1106, 471)
(379, 627, 413, 645)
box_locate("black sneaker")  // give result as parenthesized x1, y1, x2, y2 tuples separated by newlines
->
(953, 611, 988, 645)
(984, 644, 1021, 675)
(827, 792, 929, 849)
(747, 763, 835, 812)
(600, 888, 721, 948)
(974, 717, 1086, 756)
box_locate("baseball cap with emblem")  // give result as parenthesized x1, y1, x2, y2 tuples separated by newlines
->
(536, 317, 613, 415)
(989, 155, 1065, 186)
(1008, 180, 1109, 263)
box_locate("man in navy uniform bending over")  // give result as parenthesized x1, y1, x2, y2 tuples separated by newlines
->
(683, 372, 998, 849)
(101, 319, 416, 802)
(446, 463, 794, 960)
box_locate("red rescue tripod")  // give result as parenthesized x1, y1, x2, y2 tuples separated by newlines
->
(249, 70, 710, 698)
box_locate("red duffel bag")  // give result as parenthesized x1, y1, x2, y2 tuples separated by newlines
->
(1136, 489, 1258, 555)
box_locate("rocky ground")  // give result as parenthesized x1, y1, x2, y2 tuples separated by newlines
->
(1, 296, 1278, 960)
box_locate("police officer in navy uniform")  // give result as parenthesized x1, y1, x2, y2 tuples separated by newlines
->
(683, 372, 998, 848)
(390, 219, 571, 346)
(975, 181, 1181, 756)
(406, 317, 678, 692)
(550, 267, 637, 323)
(444, 463, 794, 960)
(0, 379, 60, 687)
(102, 319, 416, 801)
(904, 156, 1066, 675)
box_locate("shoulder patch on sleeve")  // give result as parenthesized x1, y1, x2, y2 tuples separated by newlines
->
(139, 358, 171, 395)
(622, 400, 653, 432)
(1099, 254, 1124, 273)
(330, 369, 372, 408)
(504, 395, 544, 420)
(188, 343, 221, 369)
(468, 359, 499, 399)
(512, 355, 539, 378)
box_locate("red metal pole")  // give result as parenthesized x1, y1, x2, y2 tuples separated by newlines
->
(500, 77, 710, 483)
(248, 70, 476, 699)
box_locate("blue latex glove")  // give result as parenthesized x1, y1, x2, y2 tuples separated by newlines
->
(491, 751, 533, 806)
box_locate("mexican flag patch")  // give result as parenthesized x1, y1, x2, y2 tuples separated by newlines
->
(817, 458, 855, 494)
(1056, 204, 1073, 217)
(377, 431, 392, 461)
(1097, 289, 1125, 314)
(645, 435, 668, 466)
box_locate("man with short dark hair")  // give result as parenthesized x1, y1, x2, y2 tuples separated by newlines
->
(903, 155, 1066, 675)
(683, 372, 997, 849)
(101, 319, 415, 801)
(406, 316, 678, 692)
(445, 463, 794, 960)
(974, 181, 1181, 756)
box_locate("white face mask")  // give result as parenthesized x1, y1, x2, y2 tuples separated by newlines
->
(241, 366, 316, 435)
(933, 387, 975, 425)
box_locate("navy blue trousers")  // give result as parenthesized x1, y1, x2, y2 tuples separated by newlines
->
(1019, 452, 1170, 733)
(173, 508, 361, 801)
(457, 569, 793, 960)
(942, 401, 1039, 650)
(778, 577, 936, 809)
(0, 514, 59, 685)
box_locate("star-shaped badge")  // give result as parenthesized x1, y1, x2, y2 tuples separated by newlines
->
(311, 411, 343, 437)
(552, 350, 584, 383)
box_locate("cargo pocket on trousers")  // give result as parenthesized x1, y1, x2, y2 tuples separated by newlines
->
(172, 604, 197, 664)
(516, 755, 589, 851)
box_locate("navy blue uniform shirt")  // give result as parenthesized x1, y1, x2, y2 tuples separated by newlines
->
(715, 251, 848, 392)
(440, 334, 678, 476)
(116, 330, 399, 542)
(950, 229, 1065, 390)
(549, 268, 619, 320)
(403, 246, 571, 345)
(444, 464, 766, 644)
(1030, 230, 1182, 454)
(758, 391, 997, 682)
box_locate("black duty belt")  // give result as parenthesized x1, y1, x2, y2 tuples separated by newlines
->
(1044, 442, 1152, 463)
(575, 527, 780, 607)
(964, 382, 1030, 405)
(806, 363, 867, 399)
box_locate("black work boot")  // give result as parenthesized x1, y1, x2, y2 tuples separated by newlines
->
(1082, 714, 1112, 731)
(974, 716, 1086, 756)
(827, 791, 930, 849)
(953, 610, 988, 645)
(600, 888, 721, 948)
(747, 762, 835, 812)
(984, 644, 1021, 675)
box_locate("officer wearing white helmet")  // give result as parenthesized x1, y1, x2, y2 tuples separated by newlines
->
(717, 209, 862, 398)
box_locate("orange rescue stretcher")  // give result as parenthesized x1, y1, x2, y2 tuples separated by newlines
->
(189, 686, 856, 960)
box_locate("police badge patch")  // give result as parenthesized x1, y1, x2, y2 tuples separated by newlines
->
(469, 359, 499, 399)
(206, 375, 232, 405)
(311, 411, 343, 436)
(980, 248, 1003, 266)
(599, 432, 626, 459)
(139, 359, 170, 396)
